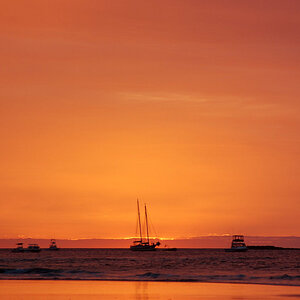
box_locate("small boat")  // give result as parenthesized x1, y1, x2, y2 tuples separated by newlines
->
(161, 245, 177, 251)
(12, 242, 25, 252)
(12, 243, 41, 253)
(130, 200, 160, 251)
(49, 239, 59, 250)
(26, 244, 41, 252)
(226, 235, 248, 252)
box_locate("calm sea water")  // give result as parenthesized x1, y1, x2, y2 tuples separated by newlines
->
(0, 249, 299, 286)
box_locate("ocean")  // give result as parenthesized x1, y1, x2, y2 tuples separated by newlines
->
(0, 249, 299, 286)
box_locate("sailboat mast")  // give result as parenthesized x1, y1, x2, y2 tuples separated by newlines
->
(137, 199, 143, 242)
(145, 204, 150, 244)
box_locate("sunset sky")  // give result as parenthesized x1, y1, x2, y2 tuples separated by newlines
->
(0, 0, 299, 241)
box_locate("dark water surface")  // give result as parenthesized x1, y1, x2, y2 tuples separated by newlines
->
(0, 249, 299, 286)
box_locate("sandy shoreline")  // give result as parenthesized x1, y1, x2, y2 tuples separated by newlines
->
(0, 280, 299, 299)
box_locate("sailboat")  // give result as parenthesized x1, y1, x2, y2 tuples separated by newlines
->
(130, 200, 160, 251)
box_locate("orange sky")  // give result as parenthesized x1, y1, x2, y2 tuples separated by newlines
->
(0, 0, 299, 240)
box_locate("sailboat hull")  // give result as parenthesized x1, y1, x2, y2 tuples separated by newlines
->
(130, 244, 157, 251)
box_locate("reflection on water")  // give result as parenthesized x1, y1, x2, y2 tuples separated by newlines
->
(135, 281, 149, 300)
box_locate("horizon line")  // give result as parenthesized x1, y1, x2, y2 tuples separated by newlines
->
(1, 235, 300, 240)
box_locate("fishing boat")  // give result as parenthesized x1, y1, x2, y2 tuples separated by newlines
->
(226, 235, 248, 252)
(26, 244, 41, 252)
(130, 200, 160, 251)
(49, 239, 59, 250)
(12, 243, 41, 253)
(12, 242, 25, 252)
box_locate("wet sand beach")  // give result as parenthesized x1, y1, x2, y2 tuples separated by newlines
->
(0, 280, 299, 300)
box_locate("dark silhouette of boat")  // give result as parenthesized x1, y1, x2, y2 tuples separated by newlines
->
(12, 242, 25, 252)
(26, 244, 41, 252)
(226, 235, 248, 252)
(12, 243, 41, 253)
(49, 239, 59, 250)
(130, 200, 160, 251)
(161, 245, 177, 251)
